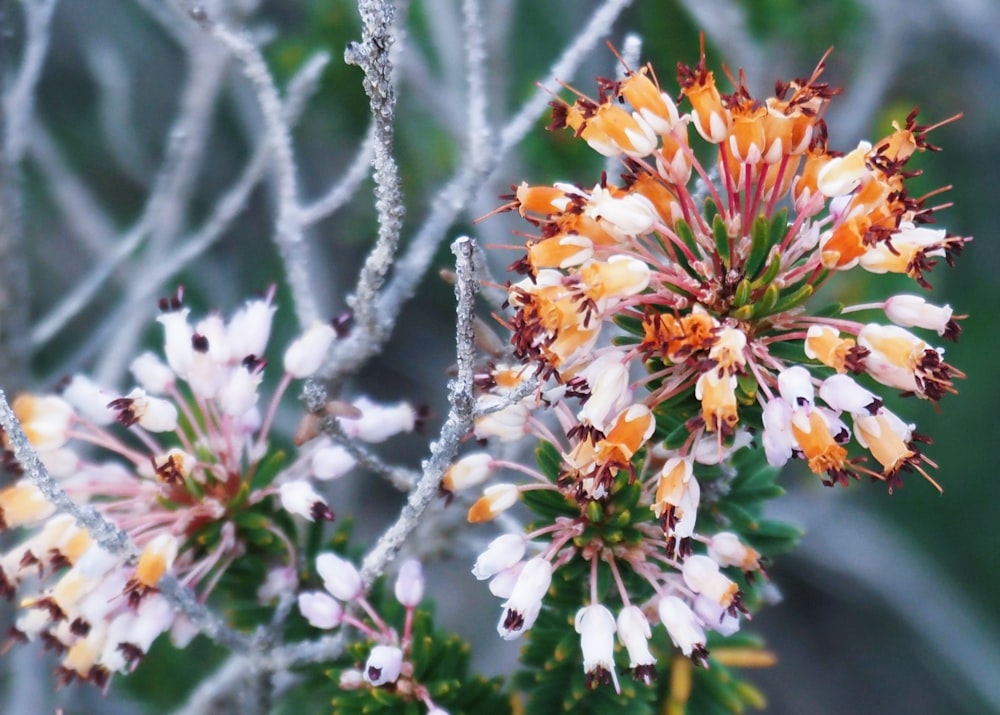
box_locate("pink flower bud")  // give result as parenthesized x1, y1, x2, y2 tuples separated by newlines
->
(316, 552, 362, 601)
(394, 559, 424, 607)
(297, 591, 344, 629)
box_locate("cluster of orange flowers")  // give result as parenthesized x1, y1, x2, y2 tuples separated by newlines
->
(455, 41, 967, 690)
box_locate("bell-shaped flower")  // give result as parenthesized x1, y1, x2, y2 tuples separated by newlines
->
(681, 555, 739, 610)
(467, 483, 520, 523)
(657, 595, 709, 666)
(616, 605, 656, 684)
(575, 604, 620, 692)
(497, 557, 551, 640)
(883, 294, 956, 336)
(284, 321, 336, 378)
(364, 644, 403, 686)
(442, 452, 493, 493)
(279, 480, 334, 522)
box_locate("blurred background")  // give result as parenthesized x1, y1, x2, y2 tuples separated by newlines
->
(4, 0, 999, 712)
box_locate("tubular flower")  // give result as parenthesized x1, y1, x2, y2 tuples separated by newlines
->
(467, 42, 968, 692)
(0, 291, 405, 686)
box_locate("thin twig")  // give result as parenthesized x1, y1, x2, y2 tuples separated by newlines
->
(195, 13, 319, 329)
(299, 123, 376, 227)
(344, 0, 405, 342)
(358, 236, 479, 588)
(3, 0, 57, 163)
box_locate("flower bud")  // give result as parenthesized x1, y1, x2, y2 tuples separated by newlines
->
(316, 552, 362, 601)
(297, 591, 344, 629)
(284, 322, 336, 378)
(472, 534, 526, 580)
(394, 559, 424, 607)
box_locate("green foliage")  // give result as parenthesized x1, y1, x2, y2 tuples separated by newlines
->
(325, 606, 511, 715)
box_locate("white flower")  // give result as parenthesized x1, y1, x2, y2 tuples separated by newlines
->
(474, 395, 530, 442)
(497, 557, 551, 640)
(883, 294, 954, 335)
(658, 595, 708, 665)
(364, 645, 403, 686)
(226, 297, 275, 360)
(682, 555, 739, 609)
(311, 444, 356, 481)
(819, 374, 880, 415)
(109, 388, 178, 432)
(279, 480, 334, 522)
(157, 308, 193, 376)
(219, 362, 264, 417)
(62, 376, 117, 425)
(575, 604, 620, 692)
(284, 322, 336, 378)
(339, 397, 417, 443)
(442, 452, 493, 493)
(467, 483, 520, 523)
(130, 352, 176, 395)
(616, 605, 656, 684)
(576, 352, 632, 431)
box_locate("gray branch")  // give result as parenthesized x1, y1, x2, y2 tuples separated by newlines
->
(344, 0, 405, 345)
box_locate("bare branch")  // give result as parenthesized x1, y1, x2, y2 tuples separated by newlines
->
(358, 235, 479, 588)
(4, 0, 57, 163)
(195, 14, 319, 328)
(344, 0, 405, 342)
(299, 123, 375, 227)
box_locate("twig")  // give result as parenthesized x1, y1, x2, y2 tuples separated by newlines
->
(299, 123, 375, 227)
(358, 236, 479, 588)
(195, 13, 319, 329)
(344, 0, 405, 343)
(3, 0, 57, 163)
(27, 124, 116, 256)
(85, 42, 151, 182)
(462, 0, 492, 166)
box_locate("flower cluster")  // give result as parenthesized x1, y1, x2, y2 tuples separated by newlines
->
(299, 555, 450, 714)
(1, 289, 419, 687)
(459, 43, 967, 690)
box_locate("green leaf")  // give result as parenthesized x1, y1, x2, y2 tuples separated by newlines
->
(745, 213, 771, 279)
(712, 213, 731, 269)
